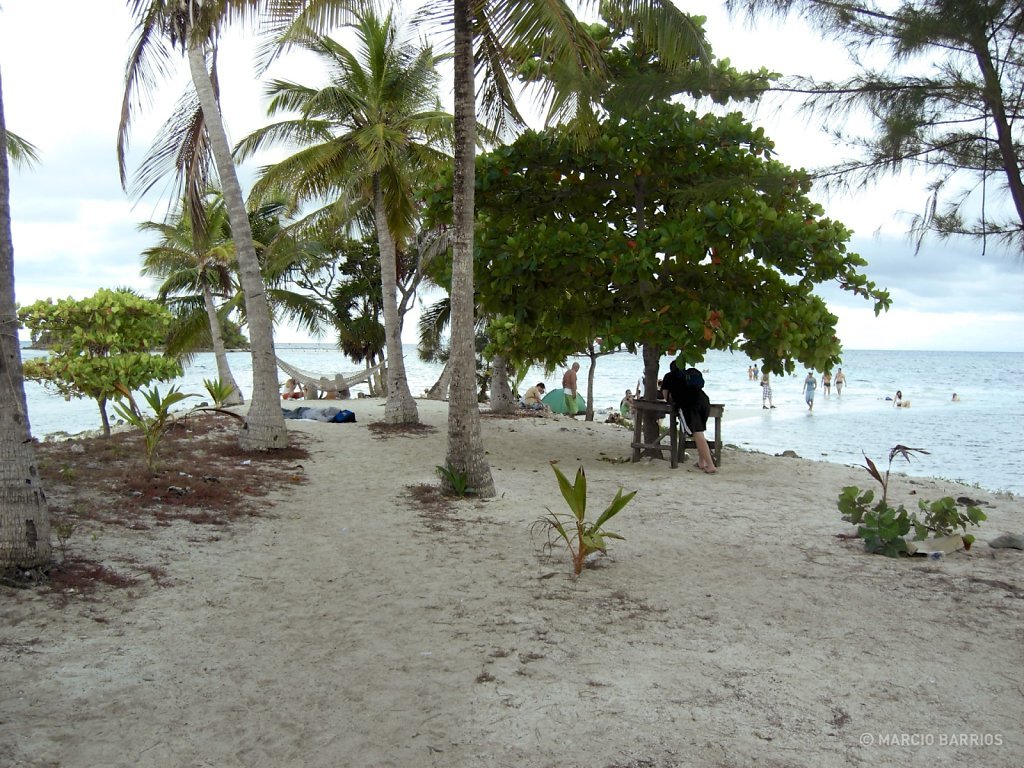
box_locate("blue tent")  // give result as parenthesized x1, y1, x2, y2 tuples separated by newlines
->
(542, 389, 585, 414)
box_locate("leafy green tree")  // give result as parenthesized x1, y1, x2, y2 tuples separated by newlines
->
(459, 105, 889, 436)
(139, 190, 244, 405)
(18, 289, 184, 437)
(120, 0, 288, 450)
(236, 9, 453, 424)
(1, 64, 50, 575)
(732, 0, 1024, 250)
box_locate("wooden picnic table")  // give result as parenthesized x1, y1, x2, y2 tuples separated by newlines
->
(630, 399, 724, 468)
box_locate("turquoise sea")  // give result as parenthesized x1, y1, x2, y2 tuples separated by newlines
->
(20, 344, 1024, 495)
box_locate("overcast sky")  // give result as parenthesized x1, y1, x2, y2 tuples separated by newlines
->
(2, 0, 1022, 352)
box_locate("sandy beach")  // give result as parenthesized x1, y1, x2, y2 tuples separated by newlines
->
(2, 398, 1022, 768)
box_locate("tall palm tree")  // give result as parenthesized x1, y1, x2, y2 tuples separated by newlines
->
(235, 7, 454, 424)
(0, 65, 51, 575)
(139, 190, 244, 405)
(120, 0, 287, 450)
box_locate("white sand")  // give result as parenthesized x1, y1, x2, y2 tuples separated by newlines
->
(3, 398, 1022, 767)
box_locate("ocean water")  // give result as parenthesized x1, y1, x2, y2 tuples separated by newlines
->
(19, 344, 1024, 495)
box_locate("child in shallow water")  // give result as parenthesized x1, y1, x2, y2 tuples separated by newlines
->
(761, 373, 775, 409)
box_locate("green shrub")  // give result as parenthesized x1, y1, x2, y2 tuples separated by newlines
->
(838, 446, 986, 557)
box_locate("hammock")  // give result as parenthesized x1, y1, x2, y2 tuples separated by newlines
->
(277, 357, 383, 397)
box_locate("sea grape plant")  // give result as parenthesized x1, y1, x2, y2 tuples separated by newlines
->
(837, 445, 986, 557)
(18, 289, 182, 436)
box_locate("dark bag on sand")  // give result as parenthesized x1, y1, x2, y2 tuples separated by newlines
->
(331, 409, 356, 423)
(684, 368, 704, 388)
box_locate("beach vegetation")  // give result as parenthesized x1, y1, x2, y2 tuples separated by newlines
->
(455, 91, 889, 381)
(120, 0, 288, 452)
(111, 384, 199, 472)
(838, 446, 987, 557)
(423, 15, 888, 456)
(203, 377, 239, 408)
(534, 464, 636, 576)
(18, 289, 185, 437)
(2, 127, 39, 169)
(434, 0, 714, 498)
(53, 519, 75, 563)
(436, 463, 473, 497)
(738, 0, 1024, 252)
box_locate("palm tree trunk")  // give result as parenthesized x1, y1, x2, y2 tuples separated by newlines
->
(187, 44, 286, 450)
(0, 68, 51, 574)
(446, 0, 495, 496)
(425, 360, 452, 400)
(489, 354, 516, 414)
(373, 180, 418, 424)
(202, 281, 243, 405)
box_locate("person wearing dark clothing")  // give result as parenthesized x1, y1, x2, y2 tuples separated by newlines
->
(659, 360, 686, 402)
(663, 363, 717, 474)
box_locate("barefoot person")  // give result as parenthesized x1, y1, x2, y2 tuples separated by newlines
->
(760, 371, 775, 409)
(834, 367, 846, 397)
(664, 363, 717, 474)
(803, 371, 817, 411)
(562, 362, 581, 417)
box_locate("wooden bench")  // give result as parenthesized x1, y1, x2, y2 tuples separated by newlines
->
(630, 399, 725, 468)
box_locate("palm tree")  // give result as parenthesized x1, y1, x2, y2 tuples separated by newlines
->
(0, 65, 51, 575)
(139, 190, 244, 405)
(120, 0, 287, 450)
(235, 8, 453, 424)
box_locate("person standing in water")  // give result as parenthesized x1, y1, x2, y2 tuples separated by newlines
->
(760, 371, 775, 409)
(803, 371, 817, 411)
(834, 368, 846, 397)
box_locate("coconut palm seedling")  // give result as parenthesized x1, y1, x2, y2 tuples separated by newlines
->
(436, 463, 473, 497)
(534, 464, 637, 576)
(203, 377, 238, 408)
(112, 384, 198, 472)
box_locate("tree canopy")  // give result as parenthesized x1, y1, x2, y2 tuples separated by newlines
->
(18, 289, 183, 436)
(426, 102, 890, 377)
